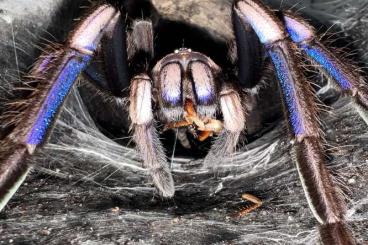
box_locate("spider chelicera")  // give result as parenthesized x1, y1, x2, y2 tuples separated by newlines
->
(0, 0, 367, 244)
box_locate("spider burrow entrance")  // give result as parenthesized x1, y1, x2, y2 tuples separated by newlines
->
(1, 1, 366, 244)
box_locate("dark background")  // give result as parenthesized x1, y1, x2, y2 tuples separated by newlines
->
(0, 0, 367, 244)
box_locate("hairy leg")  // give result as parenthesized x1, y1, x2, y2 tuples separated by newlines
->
(0, 4, 120, 211)
(234, 0, 356, 244)
(204, 84, 247, 168)
(283, 13, 368, 125)
(202, 1, 265, 168)
(128, 20, 175, 197)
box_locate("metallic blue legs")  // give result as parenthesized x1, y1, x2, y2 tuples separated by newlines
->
(234, 1, 356, 244)
(17, 4, 119, 150)
(234, 0, 318, 138)
(268, 46, 310, 136)
(25, 5, 119, 148)
(0, 4, 120, 211)
(26, 52, 91, 146)
(284, 13, 368, 125)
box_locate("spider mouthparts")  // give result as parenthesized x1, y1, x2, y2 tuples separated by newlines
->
(162, 98, 223, 142)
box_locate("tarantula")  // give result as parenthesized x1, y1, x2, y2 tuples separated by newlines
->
(0, 0, 367, 244)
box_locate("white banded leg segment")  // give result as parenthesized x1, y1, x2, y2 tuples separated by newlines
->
(353, 95, 368, 125)
(129, 75, 174, 197)
(204, 88, 246, 168)
(0, 146, 29, 211)
(234, 0, 286, 44)
(283, 14, 314, 43)
(220, 88, 245, 133)
(69, 4, 119, 54)
(129, 75, 153, 125)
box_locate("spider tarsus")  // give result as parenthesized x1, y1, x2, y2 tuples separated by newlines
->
(133, 123, 174, 198)
(352, 99, 368, 125)
(151, 167, 175, 198)
(203, 130, 241, 169)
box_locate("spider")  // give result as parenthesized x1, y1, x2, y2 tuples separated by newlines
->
(0, 0, 366, 244)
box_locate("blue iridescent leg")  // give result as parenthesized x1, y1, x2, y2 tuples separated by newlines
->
(234, 1, 356, 244)
(284, 13, 368, 125)
(0, 4, 120, 211)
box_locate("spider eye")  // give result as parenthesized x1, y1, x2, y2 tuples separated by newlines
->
(160, 63, 182, 106)
(190, 62, 216, 105)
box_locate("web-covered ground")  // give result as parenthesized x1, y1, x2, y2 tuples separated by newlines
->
(0, 0, 367, 244)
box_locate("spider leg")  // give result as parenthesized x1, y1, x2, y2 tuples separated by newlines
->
(100, 11, 129, 96)
(0, 4, 120, 210)
(234, 1, 356, 244)
(283, 13, 368, 125)
(128, 20, 174, 197)
(219, 85, 246, 135)
(232, 5, 264, 88)
(84, 9, 129, 96)
(204, 3, 265, 168)
(204, 84, 247, 167)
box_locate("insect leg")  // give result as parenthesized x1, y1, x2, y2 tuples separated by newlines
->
(234, 193, 262, 218)
(0, 4, 119, 211)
